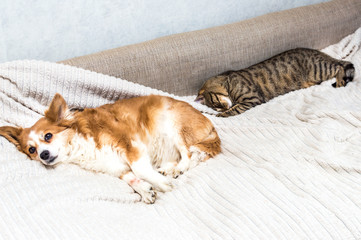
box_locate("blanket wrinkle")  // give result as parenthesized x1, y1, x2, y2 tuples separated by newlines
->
(0, 27, 361, 239)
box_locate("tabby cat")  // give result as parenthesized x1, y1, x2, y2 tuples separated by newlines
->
(196, 48, 355, 117)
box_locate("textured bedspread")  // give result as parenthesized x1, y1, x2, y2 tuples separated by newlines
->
(0, 28, 361, 239)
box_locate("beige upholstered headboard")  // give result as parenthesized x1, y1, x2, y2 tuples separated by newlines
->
(60, 0, 361, 96)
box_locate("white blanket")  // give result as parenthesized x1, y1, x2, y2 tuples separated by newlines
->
(1, 28, 361, 239)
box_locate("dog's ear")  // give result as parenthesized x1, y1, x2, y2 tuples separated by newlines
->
(45, 93, 68, 122)
(0, 126, 23, 150)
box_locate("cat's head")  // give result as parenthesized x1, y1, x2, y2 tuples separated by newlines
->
(195, 76, 233, 112)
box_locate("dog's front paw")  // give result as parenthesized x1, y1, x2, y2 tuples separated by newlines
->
(153, 178, 173, 192)
(138, 181, 157, 204)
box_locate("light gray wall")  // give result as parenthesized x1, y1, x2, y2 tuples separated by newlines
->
(0, 0, 329, 63)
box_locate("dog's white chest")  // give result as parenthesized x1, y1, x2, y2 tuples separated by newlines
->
(64, 134, 129, 176)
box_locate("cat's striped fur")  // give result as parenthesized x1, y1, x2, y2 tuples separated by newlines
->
(196, 48, 355, 117)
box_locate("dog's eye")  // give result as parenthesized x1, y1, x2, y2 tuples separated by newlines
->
(29, 147, 36, 154)
(44, 133, 53, 142)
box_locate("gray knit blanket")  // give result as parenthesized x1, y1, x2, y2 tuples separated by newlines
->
(0, 28, 361, 239)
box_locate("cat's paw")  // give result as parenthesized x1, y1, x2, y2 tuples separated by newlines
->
(216, 112, 228, 117)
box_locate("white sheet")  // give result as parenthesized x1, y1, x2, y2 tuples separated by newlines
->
(0, 28, 360, 239)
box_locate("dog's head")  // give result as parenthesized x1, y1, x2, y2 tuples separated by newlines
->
(0, 94, 71, 166)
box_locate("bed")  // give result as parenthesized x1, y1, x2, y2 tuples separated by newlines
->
(1, 0, 361, 239)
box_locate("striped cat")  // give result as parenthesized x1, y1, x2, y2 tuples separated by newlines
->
(196, 48, 355, 117)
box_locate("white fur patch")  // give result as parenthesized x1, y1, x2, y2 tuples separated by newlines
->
(28, 131, 40, 147)
(60, 134, 130, 177)
(148, 111, 181, 168)
(220, 96, 233, 109)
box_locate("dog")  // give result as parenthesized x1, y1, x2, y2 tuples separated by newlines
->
(0, 93, 221, 203)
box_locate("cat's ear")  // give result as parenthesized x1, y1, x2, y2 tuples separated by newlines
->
(195, 94, 205, 104)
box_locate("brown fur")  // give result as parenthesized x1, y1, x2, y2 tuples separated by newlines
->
(0, 94, 221, 203)
(0, 93, 221, 166)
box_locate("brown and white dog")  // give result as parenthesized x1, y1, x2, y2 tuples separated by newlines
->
(0, 94, 221, 203)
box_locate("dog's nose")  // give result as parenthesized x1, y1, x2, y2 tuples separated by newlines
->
(40, 150, 50, 160)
